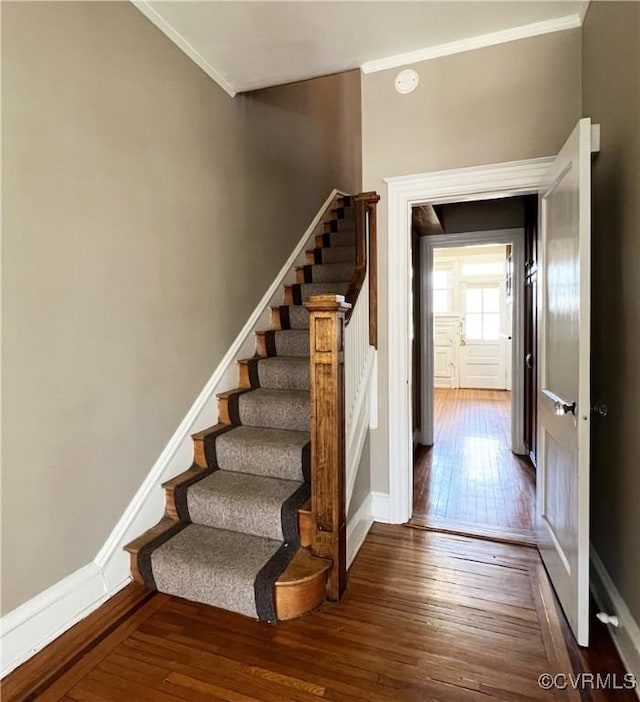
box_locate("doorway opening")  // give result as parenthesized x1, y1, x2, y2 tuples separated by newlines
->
(410, 196, 538, 544)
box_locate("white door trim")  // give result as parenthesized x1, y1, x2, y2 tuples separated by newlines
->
(420, 229, 525, 450)
(385, 156, 554, 524)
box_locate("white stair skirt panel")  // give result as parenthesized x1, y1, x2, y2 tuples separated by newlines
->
(384, 157, 553, 524)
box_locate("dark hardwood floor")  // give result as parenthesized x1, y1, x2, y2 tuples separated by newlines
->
(413, 388, 536, 538)
(3, 524, 635, 702)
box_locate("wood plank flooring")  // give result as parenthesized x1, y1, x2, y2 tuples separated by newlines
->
(413, 388, 536, 534)
(3, 525, 635, 702)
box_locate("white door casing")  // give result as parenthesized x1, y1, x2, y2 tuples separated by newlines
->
(537, 118, 597, 647)
(386, 157, 553, 525)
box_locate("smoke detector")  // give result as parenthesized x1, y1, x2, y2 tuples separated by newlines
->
(395, 69, 419, 94)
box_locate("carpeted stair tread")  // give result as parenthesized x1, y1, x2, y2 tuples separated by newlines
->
(315, 246, 356, 264)
(296, 281, 350, 302)
(186, 470, 306, 541)
(256, 356, 309, 390)
(236, 388, 309, 432)
(327, 231, 355, 247)
(214, 425, 309, 481)
(148, 523, 284, 619)
(269, 329, 309, 357)
(277, 305, 309, 330)
(305, 262, 355, 283)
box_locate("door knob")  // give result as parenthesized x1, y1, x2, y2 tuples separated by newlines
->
(592, 401, 608, 417)
(525, 353, 534, 370)
(555, 400, 576, 416)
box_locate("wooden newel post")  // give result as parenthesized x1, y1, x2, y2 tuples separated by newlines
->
(303, 293, 351, 601)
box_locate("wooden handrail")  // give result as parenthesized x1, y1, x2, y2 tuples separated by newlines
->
(345, 191, 380, 348)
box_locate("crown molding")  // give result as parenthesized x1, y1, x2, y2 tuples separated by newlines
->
(361, 14, 583, 74)
(132, 1, 237, 98)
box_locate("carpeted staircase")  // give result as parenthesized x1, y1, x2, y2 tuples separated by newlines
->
(125, 196, 356, 623)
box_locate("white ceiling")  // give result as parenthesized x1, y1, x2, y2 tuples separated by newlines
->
(135, 1, 588, 95)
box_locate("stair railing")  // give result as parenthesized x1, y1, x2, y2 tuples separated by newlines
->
(304, 191, 380, 601)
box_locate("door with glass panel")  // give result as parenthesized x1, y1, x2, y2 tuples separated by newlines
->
(459, 282, 506, 389)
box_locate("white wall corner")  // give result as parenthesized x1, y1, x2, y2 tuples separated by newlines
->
(131, 1, 237, 98)
(347, 494, 374, 569)
(590, 545, 640, 693)
(0, 188, 347, 680)
(371, 491, 391, 523)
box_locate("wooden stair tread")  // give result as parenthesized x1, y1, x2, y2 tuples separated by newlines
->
(124, 517, 177, 555)
(276, 547, 330, 586)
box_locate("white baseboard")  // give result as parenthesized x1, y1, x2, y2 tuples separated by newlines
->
(371, 491, 391, 523)
(0, 188, 346, 679)
(347, 494, 374, 568)
(590, 546, 640, 695)
(0, 564, 128, 677)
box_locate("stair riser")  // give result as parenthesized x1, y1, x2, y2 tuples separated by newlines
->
(306, 247, 356, 265)
(315, 231, 355, 248)
(296, 264, 354, 284)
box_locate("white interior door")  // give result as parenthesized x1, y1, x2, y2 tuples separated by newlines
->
(537, 118, 595, 646)
(460, 282, 506, 389)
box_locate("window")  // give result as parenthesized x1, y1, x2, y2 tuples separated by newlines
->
(432, 267, 453, 314)
(464, 285, 500, 340)
(461, 261, 505, 276)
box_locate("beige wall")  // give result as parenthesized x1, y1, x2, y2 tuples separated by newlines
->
(362, 29, 582, 492)
(1, 1, 361, 614)
(583, 1, 640, 623)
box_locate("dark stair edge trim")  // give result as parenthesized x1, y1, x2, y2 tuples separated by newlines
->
(281, 482, 311, 545)
(173, 465, 218, 521)
(203, 423, 238, 471)
(263, 330, 277, 357)
(254, 481, 311, 623)
(278, 305, 291, 330)
(247, 358, 261, 388)
(291, 284, 303, 306)
(302, 441, 311, 483)
(227, 388, 255, 424)
(137, 521, 189, 591)
(254, 543, 296, 624)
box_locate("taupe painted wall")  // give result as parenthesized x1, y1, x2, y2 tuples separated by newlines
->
(583, 1, 640, 623)
(362, 29, 582, 493)
(1, 1, 361, 614)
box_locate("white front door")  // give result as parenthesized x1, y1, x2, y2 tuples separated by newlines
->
(537, 118, 595, 646)
(459, 282, 506, 389)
